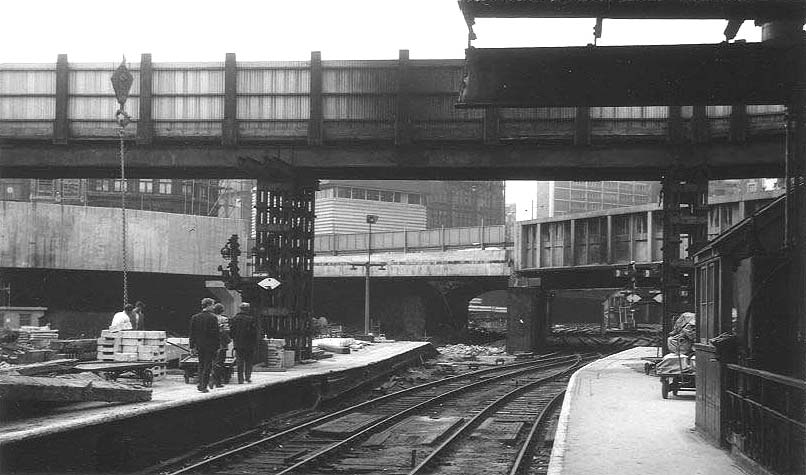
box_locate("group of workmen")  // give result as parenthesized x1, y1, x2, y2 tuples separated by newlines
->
(189, 297, 260, 393)
(108, 297, 261, 392)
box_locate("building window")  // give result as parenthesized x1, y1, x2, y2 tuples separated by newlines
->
(380, 191, 394, 202)
(182, 181, 193, 195)
(32, 179, 53, 198)
(408, 193, 421, 205)
(158, 179, 172, 194)
(570, 190, 585, 200)
(720, 207, 733, 228)
(366, 189, 380, 201)
(62, 179, 81, 199)
(393, 192, 402, 203)
(615, 216, 630, 237)
(95, 179, 110, 192)
(200, 185, 208, 200)
(337, 187, 351, 199)
(139, 179, 153, 193)
(634, 215, 647, 236)
(351, 188, 366, 200)
(113, 180, 124, 192)
(697, 261, 720, 342)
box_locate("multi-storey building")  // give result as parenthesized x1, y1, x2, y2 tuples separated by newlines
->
(0, 178, 222, 216)
(533, 179, 773, 219)
(709, 179, 768, 198)
(315, 180, 505, 234)
(536, 181, 660, 217)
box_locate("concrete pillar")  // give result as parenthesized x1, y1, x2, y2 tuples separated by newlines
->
(647, 211, 654, 261)
(205, 280, 242, 317)
(506, 286, 547, 353)
(569, 219, 576, 266)
(606, 215, 613, 264)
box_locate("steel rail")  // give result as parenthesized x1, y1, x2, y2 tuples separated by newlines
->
(509, 390, 566, 475)
(407, 356, 584, 474)
(163, 352, 567, 475)
(273, 355, 583, 475)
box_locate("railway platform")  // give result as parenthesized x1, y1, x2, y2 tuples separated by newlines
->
(0, 341, 435, 473)
(548, 346, 750, 475)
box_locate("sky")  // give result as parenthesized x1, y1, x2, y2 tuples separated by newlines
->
(1, 0, 769, 219)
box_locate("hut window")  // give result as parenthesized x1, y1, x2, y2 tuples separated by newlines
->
(697, 260, 720, 342)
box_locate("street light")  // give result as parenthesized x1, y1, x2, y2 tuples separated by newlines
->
(365, 214, 378, 335)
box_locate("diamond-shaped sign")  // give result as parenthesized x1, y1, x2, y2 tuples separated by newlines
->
(110, 57, 134, 107)
(626, 293, 642, 303)
(257, 277, 281, 290)
(653, 293, 663, 303)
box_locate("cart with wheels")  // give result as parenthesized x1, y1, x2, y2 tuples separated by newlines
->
(179, 355, 235, 384)
(641, 345, 664, 375)
(656, 353, 696, 399)
(73, 361, 164, 387)
(660, 371, 696, 399)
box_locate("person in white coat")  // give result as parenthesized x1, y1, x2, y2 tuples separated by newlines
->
(109, 303, 134, 331)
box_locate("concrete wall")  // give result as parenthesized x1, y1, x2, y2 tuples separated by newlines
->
(0, 201, 248, 275)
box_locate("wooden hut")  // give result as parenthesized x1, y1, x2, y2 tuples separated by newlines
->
(693, 195, 805, 474)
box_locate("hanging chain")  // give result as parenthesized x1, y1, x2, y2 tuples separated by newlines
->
(111, 58, 133, 309)
(118, 123, 128, 306)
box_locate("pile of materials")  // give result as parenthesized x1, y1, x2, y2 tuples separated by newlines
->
(312, 337, 374, 354)
(96, 330, 167, 380)
(437, 343, 506, 359)
(1, 326, 61, 364)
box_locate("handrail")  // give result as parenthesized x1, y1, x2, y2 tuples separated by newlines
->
(726, 363, 806, 391)
(314, 225, 511, 255)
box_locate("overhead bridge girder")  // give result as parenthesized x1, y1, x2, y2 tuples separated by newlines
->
(458, 43, 798, 108)
(457, 0, 805, 21)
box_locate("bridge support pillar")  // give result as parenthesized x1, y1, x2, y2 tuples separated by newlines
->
(205, 280, 242, 318)
(506, 284, 548, 353)
(242, 177, 317, 361)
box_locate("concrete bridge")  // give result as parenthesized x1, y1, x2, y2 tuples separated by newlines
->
(0, 55, 786, 181)
(512, 190, 783, 289)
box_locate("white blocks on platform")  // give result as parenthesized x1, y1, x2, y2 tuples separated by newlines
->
(97, 330, 167, 363)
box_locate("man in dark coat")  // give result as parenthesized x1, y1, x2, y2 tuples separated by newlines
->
(229, 302, 259, 383)
(189, 297, 220, 393)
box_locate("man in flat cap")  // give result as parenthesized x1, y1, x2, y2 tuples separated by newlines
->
(189, 297, 220, 392)
(229, 302, 259, 384)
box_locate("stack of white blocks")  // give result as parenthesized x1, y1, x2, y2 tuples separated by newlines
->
(97, 330, 167, 380)
(264, 338, 286, 371)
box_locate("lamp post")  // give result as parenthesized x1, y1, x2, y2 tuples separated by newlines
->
(365, 214, 378, 335)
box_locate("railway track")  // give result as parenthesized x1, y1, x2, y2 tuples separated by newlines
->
(160, 352, 598, 475)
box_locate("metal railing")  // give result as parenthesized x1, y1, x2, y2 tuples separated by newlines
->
(725, 364, 806, 474)
(313, 225, 510, 256)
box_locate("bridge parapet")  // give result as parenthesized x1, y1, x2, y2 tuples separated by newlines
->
(313, 225, 508, 255)
(313, 248, 510, 278)
(0, 56, 784, 149)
